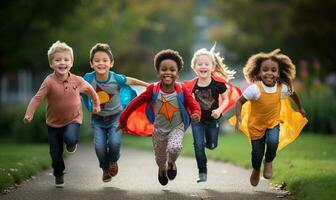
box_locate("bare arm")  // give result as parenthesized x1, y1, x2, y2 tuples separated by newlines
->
(126, 77, 150, 87)
(211, 91, 229, 119)
(290, 91, 306, 117)
(235, 96, 247, 130)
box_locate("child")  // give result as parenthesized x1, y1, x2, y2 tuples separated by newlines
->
(118, 49, 201, 186)
(231, 49, 307, 186)
(23, 41, 101, 187)
(183, 44, 242, 183)
(81, 43, 149, 183)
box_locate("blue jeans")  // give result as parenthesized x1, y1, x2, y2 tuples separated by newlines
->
(191, 119, 220, 173)
(91, 113, 122, 170)
(251, 125, 280, 170)
(47, 123, 80, 177)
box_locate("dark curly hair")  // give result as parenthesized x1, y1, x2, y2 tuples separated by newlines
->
(243, 49, 296, 93)
(154, 49, 184, 72)
(89, 43, 114, 63)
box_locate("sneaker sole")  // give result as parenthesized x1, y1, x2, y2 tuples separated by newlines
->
(55, 183, 64, 188)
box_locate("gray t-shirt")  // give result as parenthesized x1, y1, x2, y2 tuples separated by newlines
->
(153, 90, 182, 134)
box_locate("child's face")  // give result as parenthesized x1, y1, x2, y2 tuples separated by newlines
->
(259, 59, 280, 87)
(193, 54, 214, 79)
(50, 51, 73, 76)
(158, 59, 179, 87)
(91, 51, 113, 75)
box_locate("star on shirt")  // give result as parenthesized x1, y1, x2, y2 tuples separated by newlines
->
(158, 96, 179, 122)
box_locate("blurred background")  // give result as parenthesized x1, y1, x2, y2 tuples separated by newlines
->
(1, 0, 335, 143)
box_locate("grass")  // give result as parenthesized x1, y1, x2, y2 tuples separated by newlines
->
(122, 131, 336, 200)
(0, 144, 50, 192)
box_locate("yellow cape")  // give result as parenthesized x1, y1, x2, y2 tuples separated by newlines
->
(228, 99, 308, 151)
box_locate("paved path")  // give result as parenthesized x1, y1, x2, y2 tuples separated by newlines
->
(1, 145, 289, 200)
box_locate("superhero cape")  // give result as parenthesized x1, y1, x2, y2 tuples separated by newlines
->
(125, 103, 153, 136)
(183, 75, 242, 114)
(228, 98, 308, 151)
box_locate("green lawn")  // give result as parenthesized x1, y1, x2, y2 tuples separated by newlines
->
(122, 132, 336, 200)
(0, 144, 50, 192)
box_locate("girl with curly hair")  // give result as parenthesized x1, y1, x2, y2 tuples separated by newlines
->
(230, 49, 307, 186)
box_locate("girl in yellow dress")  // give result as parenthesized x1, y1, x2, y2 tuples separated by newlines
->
(230, 49, 307, 186)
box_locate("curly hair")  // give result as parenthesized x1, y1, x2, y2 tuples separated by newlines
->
(191, 45, 235, 80)
(47, 40, 73, 64)
(154, 49, 184, 72)
(243, 49, 296, 93)
(89, 43, 114, 63)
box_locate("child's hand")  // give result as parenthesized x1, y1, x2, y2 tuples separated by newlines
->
(299, 108, 306, 117)
(115, 124, 126, 132)
(23, 116, 32, 124)
(235, 116, 241, 131)
(191, 114, 200, 123)
(92, 106, 101, 113)
(211, 109, 221, 119)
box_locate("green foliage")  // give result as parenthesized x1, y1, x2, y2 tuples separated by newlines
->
(211, 0, 336, 74)
(300, 87, 336, 134)
(0, 144, 50, 192)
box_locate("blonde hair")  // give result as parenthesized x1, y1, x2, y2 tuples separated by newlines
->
(243, 49, 296, 93)
(47, 41, 73, 63)
(191, 43, 235, 80)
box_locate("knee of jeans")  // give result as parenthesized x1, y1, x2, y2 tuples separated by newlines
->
(193, 142, 205, 151)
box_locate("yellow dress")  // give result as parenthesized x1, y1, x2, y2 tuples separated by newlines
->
(229, 83, 308, 151)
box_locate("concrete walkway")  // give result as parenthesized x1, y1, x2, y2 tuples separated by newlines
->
(0, 145, 290, 200)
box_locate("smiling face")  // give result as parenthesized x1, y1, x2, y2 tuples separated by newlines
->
(90, 51, 113, 78)
(158, 59, 179, 90)
(259, 59, 280, 87)
(50, 51, 73, 78)
(193, 54, 215, 79)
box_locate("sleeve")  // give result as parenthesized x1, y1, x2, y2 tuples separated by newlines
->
(119, 84, 154, 125)
(81, 73, 94, 111)
(243, 84, 260, 100)
(216, 81, 227, 94)
(79, 78, 100, 109)
(24, 78, 49, 118)
(113, 72, 127, 86)
(281, 84, 290, 99)
(182, 85, 201, 117)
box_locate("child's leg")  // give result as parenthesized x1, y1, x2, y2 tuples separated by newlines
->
(205, 119, 220, 150)
(63, 123, 80, 147)
(191, 121, 207, 174)
(251, 135, 266, 170)
(265, 125, 280, 162)
(167, 123, 184, 164)
(107, 113, 122, 164)
(91, 118, 109, 170)
(152, 129, 168, 170)
(47, 125, 65, 177)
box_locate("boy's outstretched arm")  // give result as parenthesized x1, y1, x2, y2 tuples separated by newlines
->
(290, 91, 306, 117)
(235, 96, 247, 130)
(126, 77, 150, 87)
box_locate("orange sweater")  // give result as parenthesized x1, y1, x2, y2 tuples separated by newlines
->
(24, 73, 99, 128)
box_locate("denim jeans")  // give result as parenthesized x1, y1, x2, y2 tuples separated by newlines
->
(47, 123, 80, 177)
(91, 112, 122, 170)
(251, 124, 280, 170)
(191, 119, 220, 173)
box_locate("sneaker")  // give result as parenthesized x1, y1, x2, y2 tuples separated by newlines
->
(167, 162, 177, 180)
(197, 173, 207, 183)
(102, 169, 112, 182)
(66, 144, 77, 154)
(263, 160, 273, 179)
(55, 175, 64, 187)
(250, 169, 260, 186)
(109, 162, 118, 177)
(158, 169, 168, 186)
